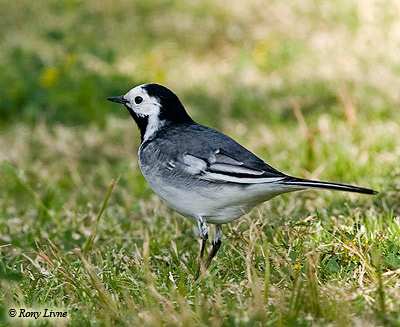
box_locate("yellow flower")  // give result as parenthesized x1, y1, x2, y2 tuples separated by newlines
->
(252, 40, 271, 66)
(39, 67, 59, 88)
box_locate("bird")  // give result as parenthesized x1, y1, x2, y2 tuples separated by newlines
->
(107, 83, 377, 279)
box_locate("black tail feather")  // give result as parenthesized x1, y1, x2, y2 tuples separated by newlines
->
(281, 176, 377, 195)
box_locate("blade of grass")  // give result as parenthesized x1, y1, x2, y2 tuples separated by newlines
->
(263, 241, 270, 304)
(83, 176, 120, 257)
(81, 256, 119, 315)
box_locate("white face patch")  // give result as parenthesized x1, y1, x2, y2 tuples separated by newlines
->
(124, 85, 161, 118)
(124, 84, 165, 142)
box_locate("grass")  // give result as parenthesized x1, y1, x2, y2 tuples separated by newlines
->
(1, 0, 400, 326)
(0, 115, 399, 326)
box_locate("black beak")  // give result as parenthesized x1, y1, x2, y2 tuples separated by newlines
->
(107, 96, 127, 104)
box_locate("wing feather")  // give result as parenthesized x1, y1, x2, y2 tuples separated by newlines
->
(181, 149, 286, 184)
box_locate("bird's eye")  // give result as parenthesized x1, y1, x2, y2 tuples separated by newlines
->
(134, 96, 143, 104)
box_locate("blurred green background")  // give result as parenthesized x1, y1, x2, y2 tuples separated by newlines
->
(1, 1, 400, 326)
(1, 0, 399, 128)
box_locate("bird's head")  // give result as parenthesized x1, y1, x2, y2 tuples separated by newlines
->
(108, 83, 193, 142)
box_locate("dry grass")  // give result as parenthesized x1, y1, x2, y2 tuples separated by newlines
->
(1, 0, 400, 326)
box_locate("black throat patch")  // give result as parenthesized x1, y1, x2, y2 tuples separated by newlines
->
(125, 106, 149, 142)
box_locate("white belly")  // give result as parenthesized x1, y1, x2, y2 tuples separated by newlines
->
(139, 167, 284, 224)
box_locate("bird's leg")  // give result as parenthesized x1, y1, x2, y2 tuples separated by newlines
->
(205, 224, 222, 270)
(195, 216, 208, 280)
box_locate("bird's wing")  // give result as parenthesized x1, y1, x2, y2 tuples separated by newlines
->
(181, 148, 286, 184)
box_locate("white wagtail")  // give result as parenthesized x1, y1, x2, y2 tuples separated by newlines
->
(108, 83, 377, 279)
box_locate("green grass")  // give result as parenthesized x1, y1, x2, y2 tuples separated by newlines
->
(1, 0, 400, 326)
(0, 116, 399, 326)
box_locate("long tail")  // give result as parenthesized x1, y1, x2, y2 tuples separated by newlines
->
(280, 176, 377, 195)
